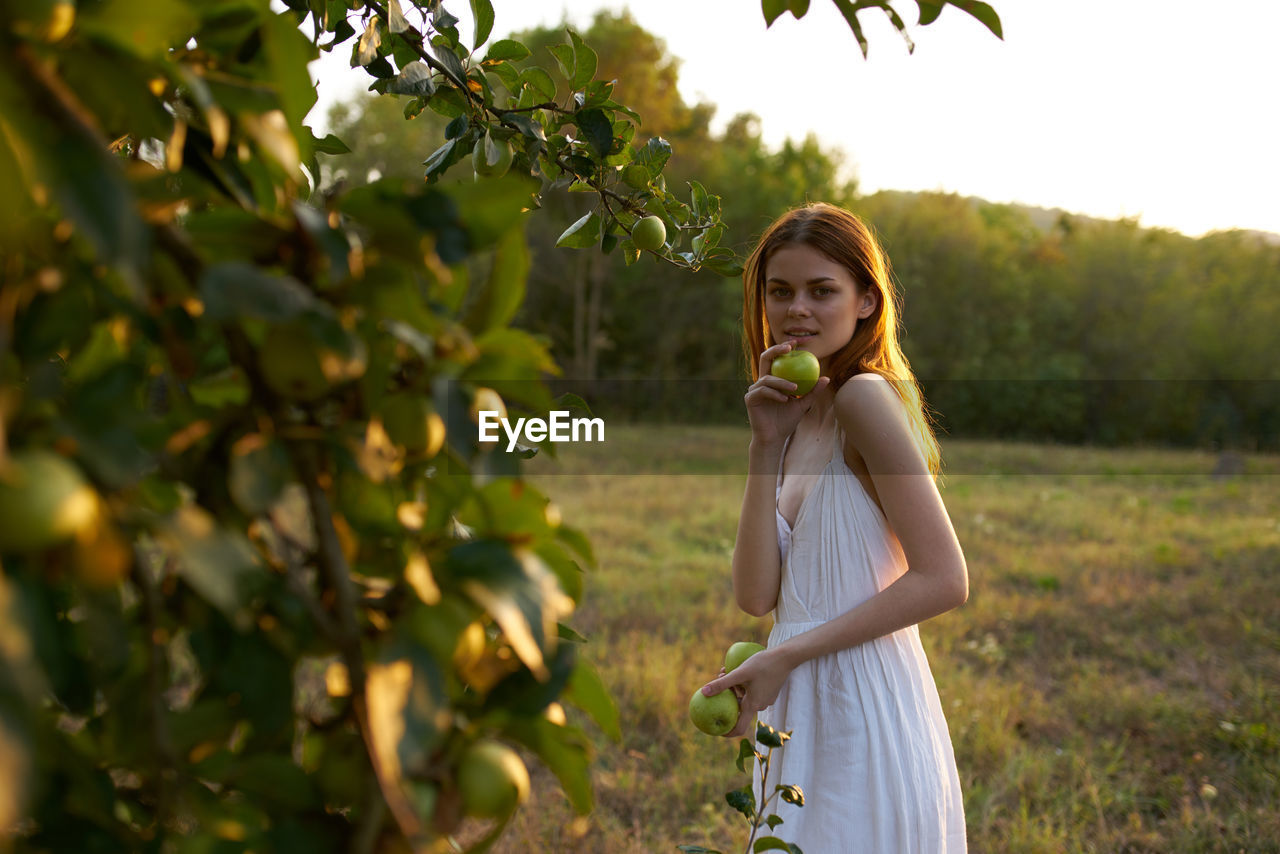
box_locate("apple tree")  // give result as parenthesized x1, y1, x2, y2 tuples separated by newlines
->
(0, 0, 999, 852)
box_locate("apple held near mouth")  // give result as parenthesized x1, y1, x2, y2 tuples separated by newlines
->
(724, 641, 765, 673)
(770, 348, 820, 396)
(689, 687, 740, 736)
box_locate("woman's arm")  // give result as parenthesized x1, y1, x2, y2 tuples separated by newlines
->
(705, 373, 967, 736)
(731, 343, 831, 617)
(730, 438, 786, 616)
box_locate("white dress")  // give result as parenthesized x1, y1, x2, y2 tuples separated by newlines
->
(760, 427, 966, 852)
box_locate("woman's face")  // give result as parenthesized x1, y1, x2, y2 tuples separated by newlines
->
(763, 242, 874, 369)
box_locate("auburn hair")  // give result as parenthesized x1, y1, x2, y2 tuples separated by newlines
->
(742, 203, 942, 476)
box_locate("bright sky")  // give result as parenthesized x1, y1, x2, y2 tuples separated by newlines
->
(307, 0, 1280, 238)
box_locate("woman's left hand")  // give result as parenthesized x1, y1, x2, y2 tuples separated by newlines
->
(698, 647, 795, 739)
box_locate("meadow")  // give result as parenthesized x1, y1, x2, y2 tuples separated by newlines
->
(493, 425, 1280, 853)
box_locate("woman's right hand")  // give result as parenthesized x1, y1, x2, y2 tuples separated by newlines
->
(745, 343, 830, 447)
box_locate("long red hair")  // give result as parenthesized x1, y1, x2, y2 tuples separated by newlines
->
(742, 203, 942, 475)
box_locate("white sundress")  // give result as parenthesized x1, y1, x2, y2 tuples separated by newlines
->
(761, 426, 966, 853)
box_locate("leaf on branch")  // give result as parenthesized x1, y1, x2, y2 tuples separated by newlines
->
(388, 60, 437, 97)
(309, 130, 351, 155)
(880, 4, 915, 53)
(775, 783, 805, 806)
(566, 29, 598, 90)
(753, 838, 796, 853)
(484, 38, 531, 63)
(556, 212, 602, 250)
(762, 0, 788, 27)
(199, 262, 318, 322)
(787, 0, 811, 16)
(575, 108, 613, 159)
(521, 67, 557, 102)
(355, 18, 382, 66)
(766, 814, 785, 830)
(735, 738, 758, 773)
(677, 847, 724, 854)
(471, 0, 495, 49)
(563, 658, 621, 741)
(915, 0, 944, 23)
(832, 0, 870, 59)
(433, 41, 469, 84)
(548, 43, 575, 82)
(948, 0, 1003, 38)
(507, 716, 593, 814)
(725, 785, 756, 819)
(422, 138, 458, 178)
(633, 136, 672, 177)
(755, 721, 790, 749)
(386, 0, 409, 34)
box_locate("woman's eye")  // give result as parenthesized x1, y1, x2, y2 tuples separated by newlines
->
(814, 287, 832, 296)
(769, 287, 791, 298)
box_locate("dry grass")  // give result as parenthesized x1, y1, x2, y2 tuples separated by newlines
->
(489, 426, 1280, 853)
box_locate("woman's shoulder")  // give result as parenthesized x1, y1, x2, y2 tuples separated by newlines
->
(834, 373, 912, 448)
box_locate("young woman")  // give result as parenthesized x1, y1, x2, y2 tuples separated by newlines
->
(699, 203, 969, 851)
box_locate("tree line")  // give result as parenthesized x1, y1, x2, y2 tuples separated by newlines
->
(327, 11, 1279, 452)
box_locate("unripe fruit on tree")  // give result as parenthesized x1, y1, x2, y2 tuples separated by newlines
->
(11, 0, 76, 43)
(770, 348, 820, 397)
(379, 393, 445, 457)
(257, 322, 366, 401)
(631, 215, 666, 252)
(0, 450, 101, 553)
(457, 740, 530, 818)
(472, 135, 513, 178)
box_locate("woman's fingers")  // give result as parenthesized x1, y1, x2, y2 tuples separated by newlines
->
(757, 341, 793, 379)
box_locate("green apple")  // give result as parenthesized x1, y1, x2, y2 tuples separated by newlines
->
(0, 450, 100, 553)
(472, 134, 513, 178)
(631, 215, 666, 252)
(689, 687, 739, 736)
(379, 393, 445, 457)
(258, 322, 366, 401)
(770, 348, 820, 396)
(724, 641, 765, 674)
(457, 739, 530, 819)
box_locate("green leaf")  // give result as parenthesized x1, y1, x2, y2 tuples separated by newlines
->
(756, 722, 791, 749)
(557, 622, 588, 643)
(775, 783, 805, 806)
(484, 39, 531, 63)
(199, 262, 318, 322)
(556, 212, 602, 250)
(263, 10, 321, 125)
(787, 0, 811, 16)
(423, 138, 458, 178)
(576, 108, 613, 159)
(766, 814, 784, 830)
(726, 785, 756, 819)
(470, 0, 495, 49)
(677, 848, 723, 854)
(563, 659, 620, 741)
(386, 0, 410, 33)
(880, 3, 915, 52)
(310, 131, 351, 155)
(507, 717, 593, 814)
(228, 436, 292, 516)
(762, 0, 788, 26)
(832, 0, 870, 58)
(78, 0, 199, 57)
(566, 29, 598, 90)
(388, 60, 437, 96)
(735, 737, 757, 773)
(162, 508, 264, 629)
(689, 180, 709, 218)
(548, 43, 575, 80)
(433, 41, 469, 83)
(521, 67, 557, 102)
(463, 223, 529, 333)
(443, 172, 538, 249)
(428, 86, 470, 118)
(634, 136, 672, 176)
(949, 0, 1003, 38)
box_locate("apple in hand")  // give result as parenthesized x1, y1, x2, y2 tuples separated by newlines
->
(724, 641, 765, 673)
(770, 348, 820, 396)
(689, 687, 740, 736)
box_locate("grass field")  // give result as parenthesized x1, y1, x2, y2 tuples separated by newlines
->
(491, 426, 1280, 853)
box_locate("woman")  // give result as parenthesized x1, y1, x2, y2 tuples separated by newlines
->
(699, 203, 969, 852)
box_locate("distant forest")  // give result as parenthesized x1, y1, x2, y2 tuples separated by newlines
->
(320, 12, 1280, 452)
